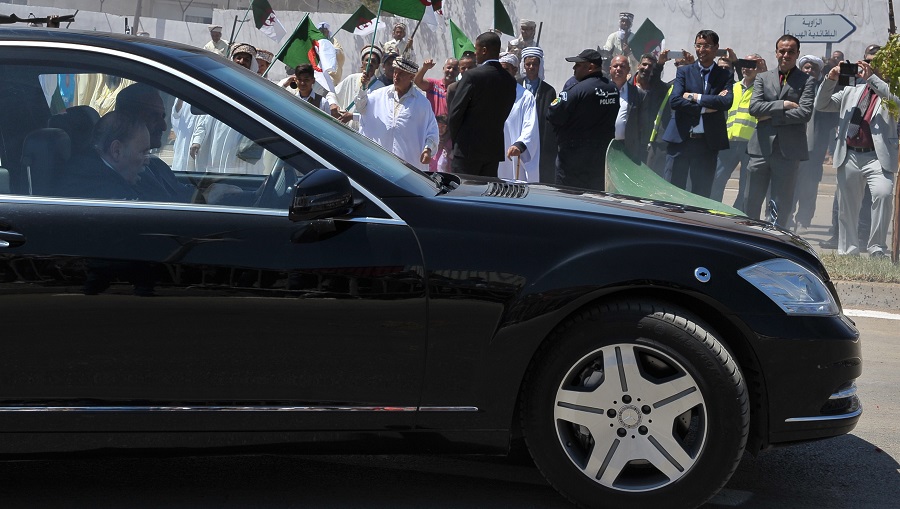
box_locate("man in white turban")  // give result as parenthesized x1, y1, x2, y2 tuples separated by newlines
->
(383, 22, 416, 63)
(498, 52, 540, 181)
(204, 25, 229, 57)
(601, 12, 638, 71)
(520, 46, 558, 182)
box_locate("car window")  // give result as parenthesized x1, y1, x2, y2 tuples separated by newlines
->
(0, 63, 323, 211)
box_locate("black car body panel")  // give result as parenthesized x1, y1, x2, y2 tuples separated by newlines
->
(0, 26, 862, 506)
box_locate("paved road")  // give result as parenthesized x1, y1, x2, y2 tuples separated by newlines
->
(0, 314, 895, 508)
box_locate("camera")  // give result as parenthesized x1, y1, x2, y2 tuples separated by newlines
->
(838, 61, 858, 86)
(839, 61, 858, 76)
(736, 58, 757, 70)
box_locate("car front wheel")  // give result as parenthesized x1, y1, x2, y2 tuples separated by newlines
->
(521, 300, 749, 509)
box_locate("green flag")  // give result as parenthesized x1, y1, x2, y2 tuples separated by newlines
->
(274, 15, 325, 69)
(449, 19, 475, 60)
(494, 0, 514, 36)
(629, 19, 665, 57)
(339, 5, 378, 37)
(382, 0, 438, 20)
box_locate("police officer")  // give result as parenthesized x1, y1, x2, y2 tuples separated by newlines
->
(547, 49, 619, 191)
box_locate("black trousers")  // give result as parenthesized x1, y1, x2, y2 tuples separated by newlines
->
(451, 156, 500, 177)
(555, 139, 611, 191)
(664, 137, 718, 198)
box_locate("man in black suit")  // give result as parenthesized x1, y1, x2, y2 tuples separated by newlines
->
(448, 32, 517, 176)
(661, 29, 734, 198)
(60, 111, 151, 200)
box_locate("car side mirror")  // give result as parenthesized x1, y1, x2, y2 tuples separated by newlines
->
(289, 168, 354, 222)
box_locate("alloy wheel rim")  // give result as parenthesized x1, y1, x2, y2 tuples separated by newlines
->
(553, 343, 708, 492)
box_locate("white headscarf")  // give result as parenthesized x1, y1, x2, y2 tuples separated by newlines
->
(798, 55, 825, 73)
(499, 52, 519, 69)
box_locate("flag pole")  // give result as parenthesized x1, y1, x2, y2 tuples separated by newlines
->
(343, 0, 383, 113)
(230, 2, 254, 45)
(365, 0, 385, 77)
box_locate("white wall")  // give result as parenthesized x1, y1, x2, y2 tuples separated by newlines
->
(16, 1, 893, 90)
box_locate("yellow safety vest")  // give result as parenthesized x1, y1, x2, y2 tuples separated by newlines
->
(649, 85, 673, 143)
(726, 81, 756, 141)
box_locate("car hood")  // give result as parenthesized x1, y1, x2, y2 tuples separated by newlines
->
(442, 177, 817, 258)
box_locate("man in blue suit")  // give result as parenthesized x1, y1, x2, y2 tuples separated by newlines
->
(662, 30, 734, 198)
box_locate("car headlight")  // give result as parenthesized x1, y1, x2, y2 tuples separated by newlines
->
(738, 258, 839, 316)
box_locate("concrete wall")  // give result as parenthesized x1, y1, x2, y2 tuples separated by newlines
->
(12, 1, 893, 90)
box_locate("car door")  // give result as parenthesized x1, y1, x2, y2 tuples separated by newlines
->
(0, 48, 427, 433)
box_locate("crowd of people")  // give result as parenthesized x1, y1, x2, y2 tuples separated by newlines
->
(76, 15, 898, 259)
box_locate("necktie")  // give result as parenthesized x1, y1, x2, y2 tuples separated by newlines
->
(847, 87, 875, 139)
(700, 68, 710, 93)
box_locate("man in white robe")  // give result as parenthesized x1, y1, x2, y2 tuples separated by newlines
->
(189, 43, 265, 174)
(498, 53, 540, 182)
(328, 45, 384, 131)
(170, 98, 197, 171)
(355, 57, 439, 171)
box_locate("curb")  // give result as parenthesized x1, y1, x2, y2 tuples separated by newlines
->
(834, 280, 900, 312)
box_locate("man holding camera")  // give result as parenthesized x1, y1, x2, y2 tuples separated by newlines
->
(744, 35, 815, 227)
(815, 45, 897, 258)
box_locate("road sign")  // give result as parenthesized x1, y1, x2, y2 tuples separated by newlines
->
(784, 14, 856, 43)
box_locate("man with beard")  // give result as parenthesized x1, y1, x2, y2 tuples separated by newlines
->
(498, 53, 540, 181)
(414, 57, 460, 118)
(520, 46, 557, 183)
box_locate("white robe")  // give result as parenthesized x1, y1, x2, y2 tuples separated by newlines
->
(171, 100, 197, 171)
(327, 72, 386, 131)
(497, 84, 540, 182)
(355, 84, 439, 171)
(190, 115, 265, 175)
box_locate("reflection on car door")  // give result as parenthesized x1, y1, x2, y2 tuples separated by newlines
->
(0, 198, 426, 431)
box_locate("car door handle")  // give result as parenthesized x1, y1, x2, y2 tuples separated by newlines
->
(0, 230, 26, 248)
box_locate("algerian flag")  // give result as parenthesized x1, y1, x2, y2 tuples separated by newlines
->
(382, 0, 443, 25)
(449, 19, 475, 60)
(340, 5, 378, 37)
(630, 19, 666, 58)
(494, 0, 514, 36)
(275, 15, 335, 93)
(251, 0, 286, 42)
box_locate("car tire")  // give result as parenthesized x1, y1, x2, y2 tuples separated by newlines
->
(520, 299, 749, 509)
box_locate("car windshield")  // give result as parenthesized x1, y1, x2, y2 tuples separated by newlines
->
(200, 60, 441, 196)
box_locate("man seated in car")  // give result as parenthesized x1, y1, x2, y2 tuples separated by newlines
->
(115, 83, 243, 204)
(59, 111, 151, 200)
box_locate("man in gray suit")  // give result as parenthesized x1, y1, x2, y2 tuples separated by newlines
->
(815, 45, 898, 258)
(744, 35, 816, 226)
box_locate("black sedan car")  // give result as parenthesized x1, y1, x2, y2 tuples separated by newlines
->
(0, 28, 861, 509)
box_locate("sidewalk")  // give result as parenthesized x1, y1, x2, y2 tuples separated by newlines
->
(722, 165, 899, 312)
